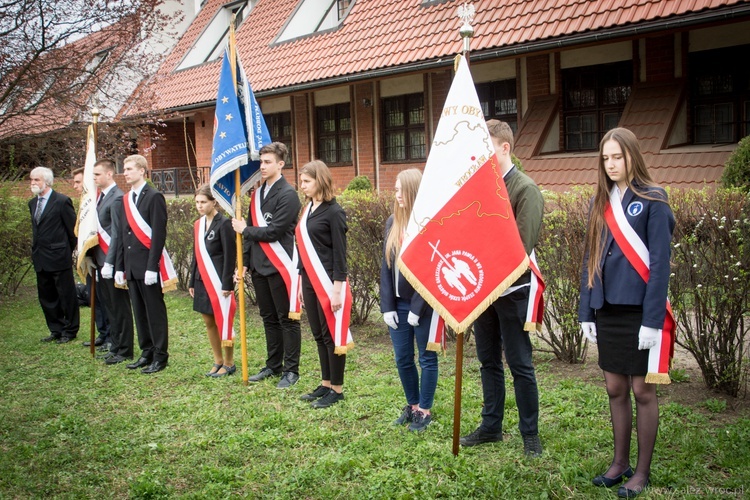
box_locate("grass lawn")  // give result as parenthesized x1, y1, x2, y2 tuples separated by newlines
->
(0, 285, 748, 498)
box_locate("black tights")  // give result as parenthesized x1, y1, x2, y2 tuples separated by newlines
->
(603, 371, 658, 490)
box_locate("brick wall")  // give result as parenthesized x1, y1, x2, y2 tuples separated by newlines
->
(148, 121, 197, 170)
(645, 35, 675, 83)
(526, 54, 550, 100)
(354, 82, 375, 186)
(193, 109, 214, 167)
(292, 95, 311, 178)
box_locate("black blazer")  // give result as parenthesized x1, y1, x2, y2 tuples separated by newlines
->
(93, 185, 125, 267)
(119, 184, 168, 280)
(242, 176, 301, 276)
(298, 199, 348, 281)
(29, 190, 77, 273)
(189, 212, 237, 291)
(379, 215, 428, 317)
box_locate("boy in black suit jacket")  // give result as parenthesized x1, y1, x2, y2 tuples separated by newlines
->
(118, 154, 169, 374)
(232, 142, 302, 388)
(29, 166, 79, 343)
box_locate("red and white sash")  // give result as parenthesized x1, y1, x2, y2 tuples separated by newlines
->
(97, 222, 111, 256)
(250, 188, 302, 320)
(604, 187, 675, 384)
(296, 202, 354, 354)
(524, 250, 545, 333)
(195, 217, 236, 346)
(123, 191, 178, 292)
(426, 309, 446, 353)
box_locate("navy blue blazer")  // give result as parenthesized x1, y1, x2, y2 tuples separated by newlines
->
(579, 186, 675, 329)
(29, 190, 77, 273)
(379, 215, 429, 318)
(189, 212, 236, 291)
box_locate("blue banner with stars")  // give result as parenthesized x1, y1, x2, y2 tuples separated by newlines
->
(210, 47, 271, 214)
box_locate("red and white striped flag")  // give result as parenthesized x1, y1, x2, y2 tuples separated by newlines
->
(398, 56, 529, 333)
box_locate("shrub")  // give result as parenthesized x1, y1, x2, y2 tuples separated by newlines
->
(0, 188, 33, 298)
(535, 187, 592, 363)
(669, 188, 750, 397)
(337, 189, 391, 325)
(345, 175, 373, 192)
(721, 135, 750, 191)
(165, 198, 196, 291)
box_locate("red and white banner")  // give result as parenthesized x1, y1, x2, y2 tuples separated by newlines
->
(398, 56, 529, 333)
(525, 250, 545, 333)
(195, 217, 236, 346)
(123, 193, 178, 292)
(75, 125, 99, 281)
(296, 203, 354, 353)
(250, 188, 301, 319)
(426, 309, 446, 353)
(604, 188, 675, 384)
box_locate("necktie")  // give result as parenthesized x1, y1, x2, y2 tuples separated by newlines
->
(34, 196, 45, 223)
(97, 190, 103, 207)
(132, 190, 137, 206)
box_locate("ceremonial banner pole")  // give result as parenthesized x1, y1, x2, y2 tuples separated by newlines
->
(450, 2, 475, 457)
(89, 107, 100, 358)
(228, 22, 249, 385)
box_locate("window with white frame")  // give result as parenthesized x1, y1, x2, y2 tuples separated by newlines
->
(176, 1, 253, 70)
(276, 0, 354, 43)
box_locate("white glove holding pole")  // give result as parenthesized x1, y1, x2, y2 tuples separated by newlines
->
(581, 322, 597, 344)
(638, 326, 660, 350)
(84, 256, 96, 276)
(144, 270, 158, 286)
(383, 311, 398, 330)
(115, 271, 126, 287)
(100, 263, 114, 280)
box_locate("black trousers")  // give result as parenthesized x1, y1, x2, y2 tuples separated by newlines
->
(36, 267, 79, 339)
(473, 286, 539, 436)
(127, 279, 168, 363)
(301, 278, 346, 386)
(86, 273, 110, 339)
(98, 271, 134, 358)
(252, 270, 301, 374)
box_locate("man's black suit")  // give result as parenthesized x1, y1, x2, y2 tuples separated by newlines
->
(119, 184, 169, 364)
(242, 176, 301, 375)
(29, 190, 79, 339)
(95, 185, 134, 358)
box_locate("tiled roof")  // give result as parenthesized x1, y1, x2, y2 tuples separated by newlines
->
(128, 0, 750, 115)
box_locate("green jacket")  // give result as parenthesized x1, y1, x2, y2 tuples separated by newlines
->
(504, 166, 544, 256)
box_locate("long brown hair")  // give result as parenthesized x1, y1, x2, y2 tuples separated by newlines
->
(584, 127, 665, 288)
(385, 168, 422, 268)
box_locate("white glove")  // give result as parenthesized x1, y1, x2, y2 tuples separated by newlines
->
(383, 311, 398, 330)
(144, 270, 158, 286)
(84, 256, 96, 276)
(100, 263, 114, 280)
(407, 312, 420, 327)
(638, 326, 660, 350)
(581, 322, 597, 344)
(115, 271, 127, 286)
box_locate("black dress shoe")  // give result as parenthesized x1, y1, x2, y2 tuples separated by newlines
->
(127, 357, 151, 369)
(459, 427, 503, 447)
(41, 335, 59, 343)
(276, 372, 299, 388)
(83, 337, 106, 347)
(592, 466, 634, 487)
(247, 367, 279, 382)
(618, 478, 649, 498)
(56, 337, 73, 344)
(300, 385, 330, 401)
(141, 360, 168, 374)
(105, 355, 132, 365)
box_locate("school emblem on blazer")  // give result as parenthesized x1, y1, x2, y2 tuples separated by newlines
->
(627, 201, 643, 217)
(263, 212, 272, 223)
(207, 229, 216, 240)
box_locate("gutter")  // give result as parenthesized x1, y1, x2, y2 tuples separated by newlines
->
(168, 3, 750, 110)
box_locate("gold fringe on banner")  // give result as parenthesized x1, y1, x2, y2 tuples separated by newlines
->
(334, 342, 354, 355)
(645, 372, 671, 385)
(524, 321, 543, 333)
(288, 312, 301, 320)
(222, 340, 234, 347)
(426, 341, 444, 353)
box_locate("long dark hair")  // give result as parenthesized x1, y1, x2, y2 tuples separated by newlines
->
(584, 127, 666, 288)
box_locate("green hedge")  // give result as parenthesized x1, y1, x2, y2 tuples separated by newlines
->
(0, 187, 33, 298)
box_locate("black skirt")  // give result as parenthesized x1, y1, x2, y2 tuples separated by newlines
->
(192, 278, 214, 315)
(596, 302, 649, 375)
